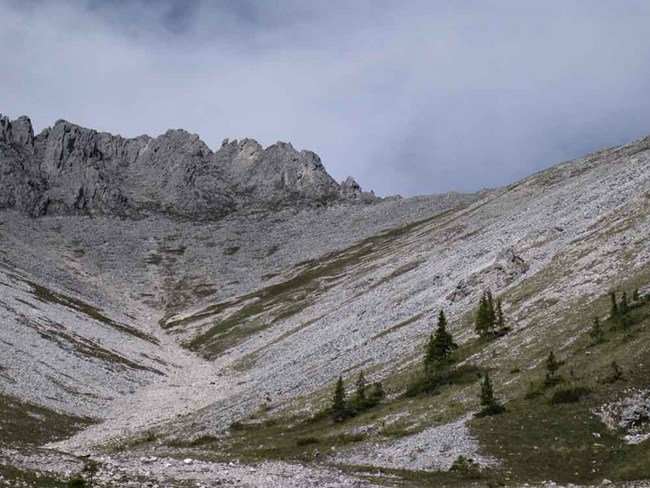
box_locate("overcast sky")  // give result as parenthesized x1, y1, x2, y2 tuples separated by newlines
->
(2, 0, 650, 196)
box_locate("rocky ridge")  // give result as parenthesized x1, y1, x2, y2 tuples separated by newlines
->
(0, 114, 377, 219)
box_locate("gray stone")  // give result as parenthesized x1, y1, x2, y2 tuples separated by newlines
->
(0, 115, 379, 220)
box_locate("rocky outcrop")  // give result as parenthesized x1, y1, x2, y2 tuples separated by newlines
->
(340, 176, 377, 203)
(0, 114, 379, 219)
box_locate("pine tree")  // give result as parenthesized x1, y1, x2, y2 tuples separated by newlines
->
(589, 316, 604, 344)
(427, 309, 457, 365)
(367, 381, 384, 407)
(331, 376, 348, 422)
(477, 373, 505, 416)
(610, 361, 623, 382)
(610, 292, 619, 318)
(486, 290, 496, 328)
(620, 292, 629, 315)
(495, 298, 505, 331)
(424, 333, 437, 373)
(544, 351, 561, 386)
(476, 291, 498, 337)
(475, 294, 489, 336)
(353, 371, 367, 410)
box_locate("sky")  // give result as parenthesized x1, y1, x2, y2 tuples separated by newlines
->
(2, 0, 650, 197)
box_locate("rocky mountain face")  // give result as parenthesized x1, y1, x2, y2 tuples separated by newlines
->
(1, 114, 650, 487)
(0, 114, 377, 219)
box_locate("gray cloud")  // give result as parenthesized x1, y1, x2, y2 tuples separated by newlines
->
(2, 0, 650, 196)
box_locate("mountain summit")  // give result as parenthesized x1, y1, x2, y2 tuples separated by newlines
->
(0, 114, 377, 219)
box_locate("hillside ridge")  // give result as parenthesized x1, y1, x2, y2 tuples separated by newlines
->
(0, 114, 378, 219)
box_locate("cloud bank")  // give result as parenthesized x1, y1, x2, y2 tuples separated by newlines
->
(2, 0, 650, 196)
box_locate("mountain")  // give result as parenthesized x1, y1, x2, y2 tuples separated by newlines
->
(0, 114, 377, 219)
(1, 114, 649, 487)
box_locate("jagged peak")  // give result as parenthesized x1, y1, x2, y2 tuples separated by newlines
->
(0, 112, 379, 219)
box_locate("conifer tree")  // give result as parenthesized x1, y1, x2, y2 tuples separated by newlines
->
(544, 351, 561, 386)
(620, 292, 629, 315)
(367, 381, 385, 407)
(331, 376, 348, 422)
(426, 309, 457, 366)
(353, 371, 367, 409)
(495, 298, 505, 331)
(424, 333, 437, 373)
(486, 290, 496, 327)
(477, 372, 505, 416)
(633, 289, 640, 302)
(610, 361, 623, 382)
(610, 292, 619, 318)
(475, 290, 496, 337)
(589, 316, 604, 344)
(476, 291, 499, 337)
(475, 294, 489, 336)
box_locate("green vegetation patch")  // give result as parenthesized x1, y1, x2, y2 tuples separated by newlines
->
(224, 246, 241, 256)
(25, 279, 158, 344)
(0, 394, 94, 447)
(174, 212, 453, 359)
(0, 464, 68, 488)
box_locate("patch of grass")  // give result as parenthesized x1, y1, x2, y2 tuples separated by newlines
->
(339, 464, 502, 488)
(449, 455, 484, 479)
(295, 436, 320, 446)
(144, 253, 163, 265)
(550, 386, 591, 404)
(0, 464, 68, 487)
(404, 364, 481, 397)
(224, 246, 240, 256)
(0, 394, 94, 447)
(472, 391, 650, 485)
(372, 313, 423, 340)
(25, 279, 158, 344)
(183, 243, 376, 358)
(160, 245, 186, 255)
(169, 211, 456, 359)
(30, 318, 163, 374)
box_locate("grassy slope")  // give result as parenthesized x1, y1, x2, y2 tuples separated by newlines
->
(162, 213, 450, 360)
(150, 253, 650, 486)
(135, 175, 650, 484)
(0, 395, 93, 487)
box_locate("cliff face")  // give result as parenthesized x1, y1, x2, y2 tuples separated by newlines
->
(0, 115, 377, 219)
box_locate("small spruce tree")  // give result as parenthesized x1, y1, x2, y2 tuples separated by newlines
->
(353, 371, 367, 410)
(589, 316, 604, 344)
(610, 292, 619, 318)
(495, 298, 505, 331)
(609, 361, 623, 382)
(427, 309, 457, 364)
(486, 291, 496, 328)
(424, 332, 437, 373)
(367, 381, 385, 407)
(475, 294, 488, 336)
(331, 376, 348, 422)
(544, 351, 561, 386)
(620, 292, 629, 315)
(476, 291, 499, 337)
(477, 372, 505, 416)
